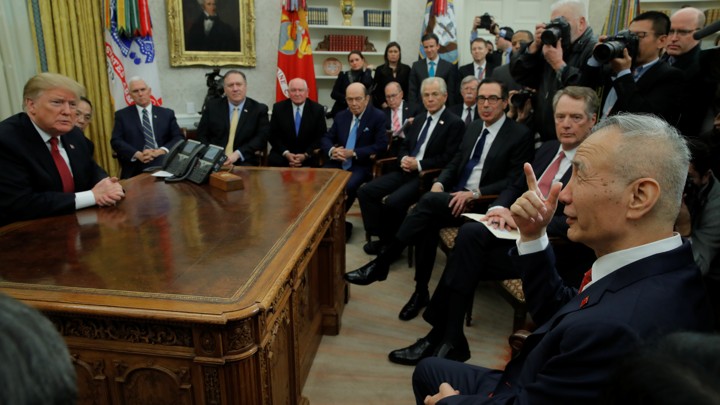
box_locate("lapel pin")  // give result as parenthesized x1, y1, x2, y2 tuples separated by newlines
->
(69, 144, 75, 150)
(580, 296, 589, 308)
(439, 120, 444, 125)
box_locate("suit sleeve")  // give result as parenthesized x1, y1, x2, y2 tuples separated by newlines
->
(320, 120, 339, 156)
(304, 104, 327, 155)
(239, 103, 270, 159)
(268, 103, 287, 154)
(353, 110, 388, 162)
(196, 108, 211, 144)
(612, 68, 682, 125)
(109, 111, 139, 161)
(160, 110, 185, 150)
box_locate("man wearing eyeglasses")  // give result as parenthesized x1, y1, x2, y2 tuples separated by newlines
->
(581, 11, 683, 124)
(345, 78, 534, 321)
(321, 83, 387, 216)
(663, 7, 715, 137)
(382, 81, 418, 156)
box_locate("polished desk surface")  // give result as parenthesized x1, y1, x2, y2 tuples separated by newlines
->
(0, 168, 349, 323)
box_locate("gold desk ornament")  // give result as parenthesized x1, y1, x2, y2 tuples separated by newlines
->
(340, 0, 355, 26)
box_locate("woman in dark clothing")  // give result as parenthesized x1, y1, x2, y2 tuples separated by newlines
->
(372, 42, 410, 108)
(329, 50, 374, 118)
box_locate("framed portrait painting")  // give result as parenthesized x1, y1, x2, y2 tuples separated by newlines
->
(167, 0, 256, 66)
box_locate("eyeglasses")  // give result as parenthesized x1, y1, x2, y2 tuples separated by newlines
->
(668, 28, 698, 37)
(476, 95, 503, 105)
(385, 93, 400, 99)
(630, 31, 651, 39)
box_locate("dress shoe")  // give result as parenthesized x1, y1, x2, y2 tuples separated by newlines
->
(398, 291, 429, 321)
(344, 260, 388, 286)
(388, 337, 436, 366)
(345, 221, 353, 242)
(433, 341, 471, 363)
(363, 240, 386, 255)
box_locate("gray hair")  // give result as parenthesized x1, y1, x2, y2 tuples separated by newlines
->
(460, 75, 481, 88)
(550, 0, 587, 20)
(127, 76, 146, 87)
(552, 86, 599, 118)
(420, 77, 447, 96)
(592, 113, 689, 223)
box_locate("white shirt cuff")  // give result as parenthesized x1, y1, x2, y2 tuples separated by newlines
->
(75, 191, 97, 210)
(516, 233, 549, 255)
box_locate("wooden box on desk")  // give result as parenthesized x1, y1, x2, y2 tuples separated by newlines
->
(209, 171, 244, 191)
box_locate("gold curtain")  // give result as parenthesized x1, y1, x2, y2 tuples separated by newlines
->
(28, 0, 119, 175)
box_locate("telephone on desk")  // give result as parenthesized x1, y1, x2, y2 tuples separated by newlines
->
(148, 140, 226, 184)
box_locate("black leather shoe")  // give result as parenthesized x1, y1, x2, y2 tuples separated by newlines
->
(398, 291, 429, 321)
(345, 221, 353, 242)
(344, 260, 388, 286)
(388, 338, 436, 366)
(363, 240, 386, 255)
(433, 341, 471, 363)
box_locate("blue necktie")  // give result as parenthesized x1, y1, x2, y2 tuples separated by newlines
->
(411, 116, 432, 157)
(142, 108, 156, 149)
(428, 60, 436, 77)
(342, 117, 359, 170)
(294, 107, 301, 136)
(454, 128, 489, 191)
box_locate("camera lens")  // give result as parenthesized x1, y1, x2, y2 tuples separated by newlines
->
(541, 27, 561, 45)
(593, 41, 626, 64)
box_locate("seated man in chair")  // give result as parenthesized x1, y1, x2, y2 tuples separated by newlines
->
(345, 79, 534, 321)
(387, 86, 598, 366)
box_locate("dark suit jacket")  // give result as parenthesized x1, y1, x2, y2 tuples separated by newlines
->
(382, 102, 418, 132)
(582, 60, 683, 125)
(185, 14, 239, 52)
(268, 98, 327, 167)
(461, 241, 714, 404)
(321, 105, 388, 173)
(436, 117, 534, 195)
(447, 103, 478, 125)
(458, 60, 498, 81)
(394, 108, 464, 172)
(196, 97, 270, 166)
(0, 113, 107, 225)
(110, 105, 184, 178)
(408, 58, 459, 109)
(372, 63, 411, 108)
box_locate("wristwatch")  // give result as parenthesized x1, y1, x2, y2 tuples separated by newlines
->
(472, 190, 480, 200)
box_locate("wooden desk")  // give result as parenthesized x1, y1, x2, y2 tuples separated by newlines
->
(0, 168, 349, 405)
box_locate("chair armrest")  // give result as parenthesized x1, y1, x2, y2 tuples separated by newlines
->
(372, 156, 398, 179)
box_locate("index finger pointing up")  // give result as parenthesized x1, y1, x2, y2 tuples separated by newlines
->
(524, 162, 539, 192)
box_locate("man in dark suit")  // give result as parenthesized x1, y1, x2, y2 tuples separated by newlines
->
(663, 7, 716, 137)
(383, 81, 418, 157)
(581, 11, 682, 124)
(0, 73, 124, 226)
(345, 79, 534, 320)
(459, 38, 498, 83)
(197, 70, 269, 166)
(414, 113, 713, 404)
(408, 33, 459, 110)
(110, 77, 184, 179)
(511, 0, 596, 141)
(268, 78, 326, 167)
(321, 83, 388, 212)
(448, 76, 479, 127)
(185, 0, 240, 52)
(358, 77, 464, 255)
(388, 86, 599, 366)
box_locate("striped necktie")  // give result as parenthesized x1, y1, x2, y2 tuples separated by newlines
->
(142, 108, 156, 149)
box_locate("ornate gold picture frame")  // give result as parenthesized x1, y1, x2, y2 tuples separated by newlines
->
(167, 0, 256, 67)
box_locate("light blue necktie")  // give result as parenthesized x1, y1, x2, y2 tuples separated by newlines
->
(428, 60, 436, 77)
(342, 117, 359, 170)
(294, 107, 301, 136)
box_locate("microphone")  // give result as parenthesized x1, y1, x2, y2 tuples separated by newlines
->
(693, 20, 720, 40)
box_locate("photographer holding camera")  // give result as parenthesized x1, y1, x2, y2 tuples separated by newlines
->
(510, 0, 596, 142)
(581, 11, 683, 124)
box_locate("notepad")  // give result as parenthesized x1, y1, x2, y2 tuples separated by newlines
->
(461, 213, 520, 240)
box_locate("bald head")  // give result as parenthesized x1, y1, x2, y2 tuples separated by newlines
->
(667, 7, 705, 57)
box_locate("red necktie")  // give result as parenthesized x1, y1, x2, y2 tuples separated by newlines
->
(578, 269, 592, 293)
(538, 151, 565, 197)
(49, 137, 74, 193)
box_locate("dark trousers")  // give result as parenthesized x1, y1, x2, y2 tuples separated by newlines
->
(324, 161, 372, 211)
(394, 191, 465, 291)
(412, 357, 502, 405)
(357, 171, 423, 240)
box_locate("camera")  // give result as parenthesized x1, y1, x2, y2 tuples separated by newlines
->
(592, 30, 639, 64)
(540, 16, 571, 47)
(511, 89, 533, 109)
(477, 13, 494, 30)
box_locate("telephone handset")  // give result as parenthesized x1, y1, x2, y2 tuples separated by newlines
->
(187, 144, 227, 184)
(163, 139, 206, 177)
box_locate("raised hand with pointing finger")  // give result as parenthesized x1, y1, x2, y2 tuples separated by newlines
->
(510, 162, 563, 241)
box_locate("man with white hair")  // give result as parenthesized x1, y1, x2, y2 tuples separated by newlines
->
(414, 113, 713, 404)
(110, 76, 184, 178)
(511, 0, 596, 142)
